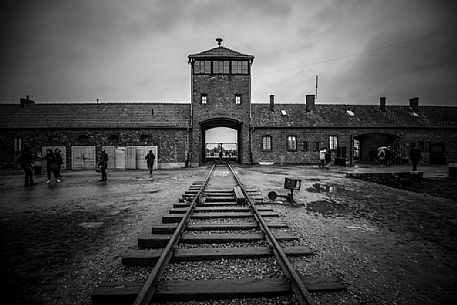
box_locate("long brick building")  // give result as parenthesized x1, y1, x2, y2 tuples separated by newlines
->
(1, 40, 457, 169)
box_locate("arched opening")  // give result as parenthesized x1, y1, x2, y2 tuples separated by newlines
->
(354, 132, 398, 162)
(201, 118, 242, 163)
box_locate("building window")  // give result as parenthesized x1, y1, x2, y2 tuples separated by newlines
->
(329, 136, 338, 150)
(201, 94, 207, 104)
(194, 60, 211, 74)
(48, 135, 59, 143)
(231, 61, 249, 74)
(13, 137, 22, 153)
(262, 136, 272, 151)
(213, 61, 229, 74)
(109, 134, 119, 142)
(235, 94, 241, 105)
(78, 135, 89, 143)
(287, 136, 297, 151)
(302, 141, 308, 151)
(313, 142, 320, 151)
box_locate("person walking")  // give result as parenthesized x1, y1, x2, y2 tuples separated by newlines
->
(98, 150, 108, 181)
(319, 148, 326, 168)
(54, 149, 63, 179)
(145, 150, 155, 175)
(409, 144, 422, 171)
(18, 146, 36, 186)
(43, 149, 60, 183)
(324, 149, 332, 170)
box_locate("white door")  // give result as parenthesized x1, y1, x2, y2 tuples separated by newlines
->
(83, 146, 96, 169)
(135, 146, 158, 170)
(126, 146, 136, 169)
(42, 146, 67, 169)
(102, 146, 115, 169)
(115, 147, 126, 169)
(71, 146, 83, 169)
(71, 146, 95, 169)
(135, 146, 148, 170)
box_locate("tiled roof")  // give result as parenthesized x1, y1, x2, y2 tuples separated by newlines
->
(188, 46, 254, 60)
(0, 103, 190, 129)
(251, 104, 457, 128)
(1, 102, 456, 130)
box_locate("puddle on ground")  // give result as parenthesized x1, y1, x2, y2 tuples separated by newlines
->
(306, 199, 349, 216)
(79, 222, 104, 229)
(135, 177, 154, 181)
(306, 183, 341, 193)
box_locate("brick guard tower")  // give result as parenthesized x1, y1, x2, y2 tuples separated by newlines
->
(188, 39, 254, 165)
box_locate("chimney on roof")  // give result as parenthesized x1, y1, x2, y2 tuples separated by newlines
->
(306, 94, 315, 112)
(409, 97, 419, 112)
(20, 95, 35, 107)
(380, 96, 386, 112)
(269, 95, 274, 111)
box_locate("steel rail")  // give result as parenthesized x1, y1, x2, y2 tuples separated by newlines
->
(228, 163, 316, 305)
(132, 164, 216, 305)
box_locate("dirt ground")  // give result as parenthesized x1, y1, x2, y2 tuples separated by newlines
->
(0, 164, 456, 305)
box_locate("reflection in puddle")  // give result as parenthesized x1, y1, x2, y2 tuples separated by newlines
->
(306, 183, 340, 193)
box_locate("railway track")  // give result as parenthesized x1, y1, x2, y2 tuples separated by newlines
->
(92, 163, 345, 304)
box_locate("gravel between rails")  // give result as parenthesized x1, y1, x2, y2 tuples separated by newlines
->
(189, 218, 257, 224)
(176, 241, 269, 249)
(161, 257, 284, 280)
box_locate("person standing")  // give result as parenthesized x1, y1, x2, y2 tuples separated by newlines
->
(54, 149, 63, 179)
(19, 146, 35, 186)
(319, 148, 326, 168)
(43, 149, 60, 183)
(325, 149, 332, 170)
(409, 144, 422, 171)
(98, 150, 108, 181)
(145, 150, 155, 175)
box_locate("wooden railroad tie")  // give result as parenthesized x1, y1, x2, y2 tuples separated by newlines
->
(121, 246, 314, 266)
(92, 273, 346, 305)
(162, 211, 279, 223)
(151, 222, 289, 233)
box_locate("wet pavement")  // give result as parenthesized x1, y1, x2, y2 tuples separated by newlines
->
(0, 163, 455, 305)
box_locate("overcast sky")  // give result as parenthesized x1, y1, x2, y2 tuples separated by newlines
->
(1, 0, 456, 106)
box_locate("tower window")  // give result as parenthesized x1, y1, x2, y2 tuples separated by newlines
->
(262, 136, 272, 151)
(213, 61, 229, 74)
(194, 60, 211, 74)
(231, 61, 249, 74)
(201, 94, 207, 104)
(235, 94, 241, 105)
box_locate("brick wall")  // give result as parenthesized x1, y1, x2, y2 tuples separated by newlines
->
(0, 128, 188, 169)
(252, 127, 457, 165)
(191, 73, 251, 164)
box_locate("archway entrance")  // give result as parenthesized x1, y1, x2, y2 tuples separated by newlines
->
(354, 132, 398, 162)
(201, 119, 242, 163)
